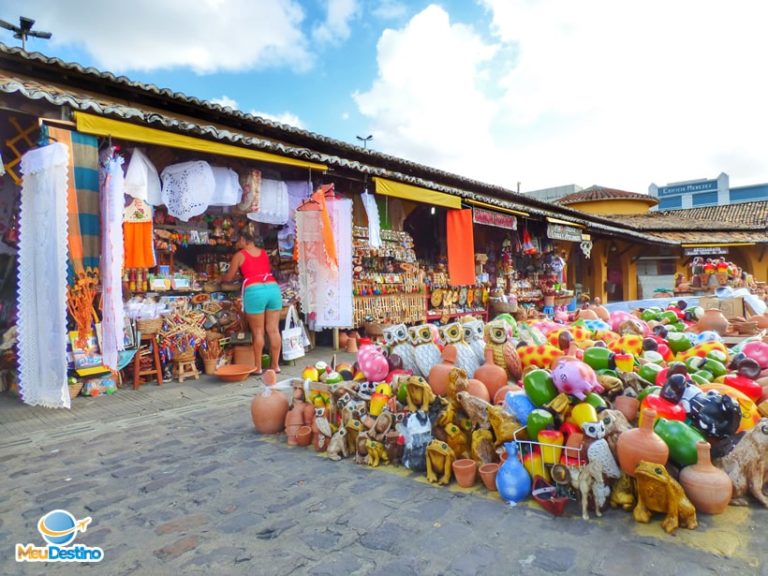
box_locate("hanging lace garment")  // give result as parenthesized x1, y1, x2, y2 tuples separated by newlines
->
(247, 178, 289, 225)
(236, 168, 261, 213)
(277, 180, 311, 257)
(210, 166, 243, 206)
(100, 151, 126, 369)
(17, 143, 71, 408)
(161, 160, 214, 221)
(296, 197, 353, 329)
(360, 190, 382, 249)
(124, 148, 162, 205)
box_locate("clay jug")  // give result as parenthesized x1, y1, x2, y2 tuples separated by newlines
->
(251, 387, 290, 434)
(339, 331, 350, 349)
(698, 309, 729, 335)
(479, 462, 499, 491)
(452, 458, 477, 488)
(473, 349, 508, 400)
(467, 379, 490, 402)
(679, 442, 733, 514)
(263, 369, 277, 386)
(614, 395, 640, 422)
(428, 345, 457, 396)
(496, 442, 531, 503)
(616, 408, 669, 477)
(493, 384, 522, 405)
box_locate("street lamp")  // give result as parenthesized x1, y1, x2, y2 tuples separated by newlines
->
(0, 16, 52, 51)
(356, 134, 373, 150)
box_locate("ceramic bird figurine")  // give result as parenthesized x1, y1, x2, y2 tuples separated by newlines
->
(383, 323, 418, 375)
(409, 324, 441, 379)
(462, 319, 486, 364)
(582, 420, 621, 480)
(440, 322, 480, 378)
(484, 321, 522, 381)
(313, 407, 333, 452)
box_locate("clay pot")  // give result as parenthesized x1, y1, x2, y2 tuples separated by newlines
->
(345, 336, 358, 354)
(473, 349, 508, 400)
(428, 345, 458, 396)
(285, 405, 304, 444)
(339, 331, 350, 349)
(755, 315, 768, 330)
(295, 425, 313, 446)
(479, 463, 499, 491)
(263, 369, 277, 386)
(251, 387, 290, 434)
(302, 401, 316, 424)
(452, 458, 477, 488)
(467, 379, 490, 402)
(679, 442, 733, 514)
(493, 384, 522, 405)
(285, 425, 301, 446)
(698, 309, 729, 335)
(617, 408, 669, 477)
(613, 395, 640, 422)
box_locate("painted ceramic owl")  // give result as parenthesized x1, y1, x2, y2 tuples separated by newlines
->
(440, 322, 479, 378)
(409, 324, 441, 379)
(383, 323, 417, 375)
(462, 319, 486, 364)
(484, 321, 522, 381)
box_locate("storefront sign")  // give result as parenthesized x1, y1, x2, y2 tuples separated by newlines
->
(683, 246, 729, 256)
(657, 180, 717, 198)
(547, 223, 582, 242)
(472, 207, 517, 230)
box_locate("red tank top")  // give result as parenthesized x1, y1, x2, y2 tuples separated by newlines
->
(240, 249, 275, 287)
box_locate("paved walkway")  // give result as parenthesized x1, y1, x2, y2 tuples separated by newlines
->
(1, 346, 767, 575)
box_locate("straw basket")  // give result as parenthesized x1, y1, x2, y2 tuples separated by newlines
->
(174, 350, 196, 363)
(203, 358, 218, 375)
(490, 299, 518, 314)
(137, 317, 163, 335)
(363, 321, 387, 338)
(68, 381, 83, 400)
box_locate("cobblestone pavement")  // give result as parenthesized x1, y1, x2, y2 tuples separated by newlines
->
(1, 349, 767, 575)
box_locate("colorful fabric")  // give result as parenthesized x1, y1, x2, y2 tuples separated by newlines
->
(312, 185, 338, 271)
(446, 209, 476, 286)
(242, 282, 282, 314)
(123, 222, 156, 268)
(46, 127, 85, 278)
(71, 132, 101, 270)
(18, 143, 71, 408)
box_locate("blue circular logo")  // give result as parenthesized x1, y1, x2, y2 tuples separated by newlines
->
(39, 510, 77, 546)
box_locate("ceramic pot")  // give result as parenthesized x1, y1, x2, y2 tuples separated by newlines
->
(251, 387, 290, 434)
(452, 458, 477, 488)
(698, 309, 729, 335)
(467, 379, 490, 402)
(285, 404, 305, 444)
(473, 349, 508, 400)
(339, 331, 350, 349)
(296, 425, 313, 446)
(493, 384, 522, 405)
(285, 424, 301, 446)
(428, 345, 458, 396)
(679, 441, 733, 514)
(479, 463, 499, 491)
(263, 369, 277, 386)
(496, 442, 531, 503)
(345, 337, 358, 354)
(614, 395, 640, 422)
(616, 408, 669, 477)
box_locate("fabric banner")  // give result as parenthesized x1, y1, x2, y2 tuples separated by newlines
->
(446, 209, 476, 286)
(71, 132, 101, 270)
(18, 143, 71, 408)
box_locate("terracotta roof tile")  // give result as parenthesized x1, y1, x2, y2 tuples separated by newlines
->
(646, 230, 768, 243)
(558, 186, 658, 205)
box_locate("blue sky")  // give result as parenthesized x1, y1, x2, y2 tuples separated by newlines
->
(3, 1, 768, 194)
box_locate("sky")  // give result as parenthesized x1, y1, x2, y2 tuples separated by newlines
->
(2, 0, 768, 194)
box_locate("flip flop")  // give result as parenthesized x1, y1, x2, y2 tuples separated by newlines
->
(253, 369, 263, 377)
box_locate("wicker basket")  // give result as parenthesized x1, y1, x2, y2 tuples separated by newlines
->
(363, 321, 388, 338)
(68, 381, 83, 399)
(490, 299, 518, 314)
(174, 350, 196, 363)
(137, 317, 163, 334)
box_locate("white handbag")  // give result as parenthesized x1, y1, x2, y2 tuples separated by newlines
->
(282, 305, 306, 361)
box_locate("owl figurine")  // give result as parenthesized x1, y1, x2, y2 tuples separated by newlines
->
(440, 322, 479, 378)
(462, 319, 486, 364)
(383, 323, 418, 375)
(409, 324, 441, 379)
(484, 321, 522, 381)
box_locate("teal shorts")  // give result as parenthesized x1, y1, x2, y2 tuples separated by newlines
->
(243, 283, 283, 314)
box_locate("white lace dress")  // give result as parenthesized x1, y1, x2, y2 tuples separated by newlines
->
(124, 148, 162, 205)
(160, 161, 215, 221)
(17, 143, 71, 408)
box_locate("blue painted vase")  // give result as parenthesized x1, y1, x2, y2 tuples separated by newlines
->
(496, 442, 531, 504)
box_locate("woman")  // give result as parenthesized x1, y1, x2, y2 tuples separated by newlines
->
(221, 229, 282, 375)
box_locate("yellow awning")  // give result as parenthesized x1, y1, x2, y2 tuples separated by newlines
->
(74, 112, 327, 171)
(546, 216, 585, 228)
(681, 243, 755, 248)
(373, 177, 461, 210)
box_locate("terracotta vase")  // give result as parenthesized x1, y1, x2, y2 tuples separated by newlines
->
(679, 442, 733, 514)
(296, 425, 313, 446)
(251, 387, 290, 434)
(698, 309, 729, 335)
(493, 384, 522, 405)
(467, 379, 490, 402)
(473, 349, 508, 400)
(479, 463, 499, 491)
(452, 458, 477, 488)
(614, 395, 640, 422)
(616, 408, 669, 477)
(339, 331, 350, 349)
(285, 405, 305, 445)
(428, 345, 458, 396)
(345, 336, 358, 354)
(263, 369, 277, 386)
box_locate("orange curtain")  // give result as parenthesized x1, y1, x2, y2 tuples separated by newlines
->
(446, 209, 476, 286)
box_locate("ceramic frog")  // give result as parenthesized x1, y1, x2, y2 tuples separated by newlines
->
(426, 440, 456, 485)
(365, 438, 389, 467)
(633, 461, 698, 534)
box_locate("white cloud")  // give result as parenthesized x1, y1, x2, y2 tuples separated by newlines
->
(250, 110, 304, 129)
(372, 0, 408, 20)
(210, 95, 239, 110)
(354, 5, 499, 175)
(341, 112, 350, 120)
(3, 0, 312, 73)
(356, 2, 768, 194)
(313, 0, 359, 44)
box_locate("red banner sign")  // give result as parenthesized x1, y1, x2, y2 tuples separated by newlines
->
(472, 207, 517, 230)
